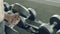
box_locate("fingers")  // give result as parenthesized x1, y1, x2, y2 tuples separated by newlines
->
(11, 14, 20, 24)
(5, 13, 20, 25)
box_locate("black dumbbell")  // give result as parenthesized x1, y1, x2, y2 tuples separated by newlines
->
(11, 3, 30, 18)
(50, 15, 60, 32)
(4, 2, 11, 12)
(27, 8, 36, 21)
(11, 3, 37, 20)
(35, 26, 50, 34)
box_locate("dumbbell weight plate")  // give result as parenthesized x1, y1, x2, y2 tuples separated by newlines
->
(11, 3, 30, 18)
(50, 15, 60, 31)
(4, 2, 10, 12)
(27, 8, 36, 21)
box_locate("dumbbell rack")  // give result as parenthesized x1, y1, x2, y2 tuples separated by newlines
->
(4, 2, 60, 34)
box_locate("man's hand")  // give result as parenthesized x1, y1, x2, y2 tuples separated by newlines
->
(5, 13, 20, 25)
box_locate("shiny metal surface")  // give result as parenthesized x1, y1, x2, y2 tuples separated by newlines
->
(4, 0, 60, 34)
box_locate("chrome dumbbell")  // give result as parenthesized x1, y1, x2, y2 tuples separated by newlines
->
(4, 2, 11, 12)
(35, 15, 60, 34)
(50, 15, 60, 31)
(11, 3, 37, 20)
(27, 8, 36, 21)
(30, 14, 60, 34)
(4, 3, 37, 33)
(21, 19, 54, 34)
(48, 14, 60, 34)
(10, 3, 30, 18)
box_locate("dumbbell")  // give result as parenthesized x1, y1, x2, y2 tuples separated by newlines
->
(10, 3, 30, 18)
(4, 2, 11, 12)
(17, 14, 43, 34)
(38, 14, 60, 34)
(11, 3, 40, 33)
(35, 14, 60, 34)
(24, 20, 55, 34)
(4, 3, 37, 33)
(10, 3, 31, 30)
(11, 3, 37, 20)
(27, 8, 36, 21)
(35, 22, 54, 34)
(50, 15, 60, 32)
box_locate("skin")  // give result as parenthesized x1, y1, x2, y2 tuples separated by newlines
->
(5, 13, 20, 25)
(0, 0, 4, 22)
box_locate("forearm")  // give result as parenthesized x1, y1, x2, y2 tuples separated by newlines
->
(0, 0, 4, 22)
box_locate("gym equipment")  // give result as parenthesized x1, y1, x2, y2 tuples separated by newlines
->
(50, 15, 60, 31)
(4, 2, 11, 12)
(4, 2, 60, 34)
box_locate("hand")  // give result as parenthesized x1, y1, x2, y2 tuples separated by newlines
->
(5, 13, 20, 25)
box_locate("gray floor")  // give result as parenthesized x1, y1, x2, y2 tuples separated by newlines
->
(4, 0, 60, 34)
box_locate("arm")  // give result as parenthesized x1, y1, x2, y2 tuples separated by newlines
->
(0, 0, 4, 22)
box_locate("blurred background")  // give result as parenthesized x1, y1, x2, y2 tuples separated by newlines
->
(4, 0, 60, 34)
